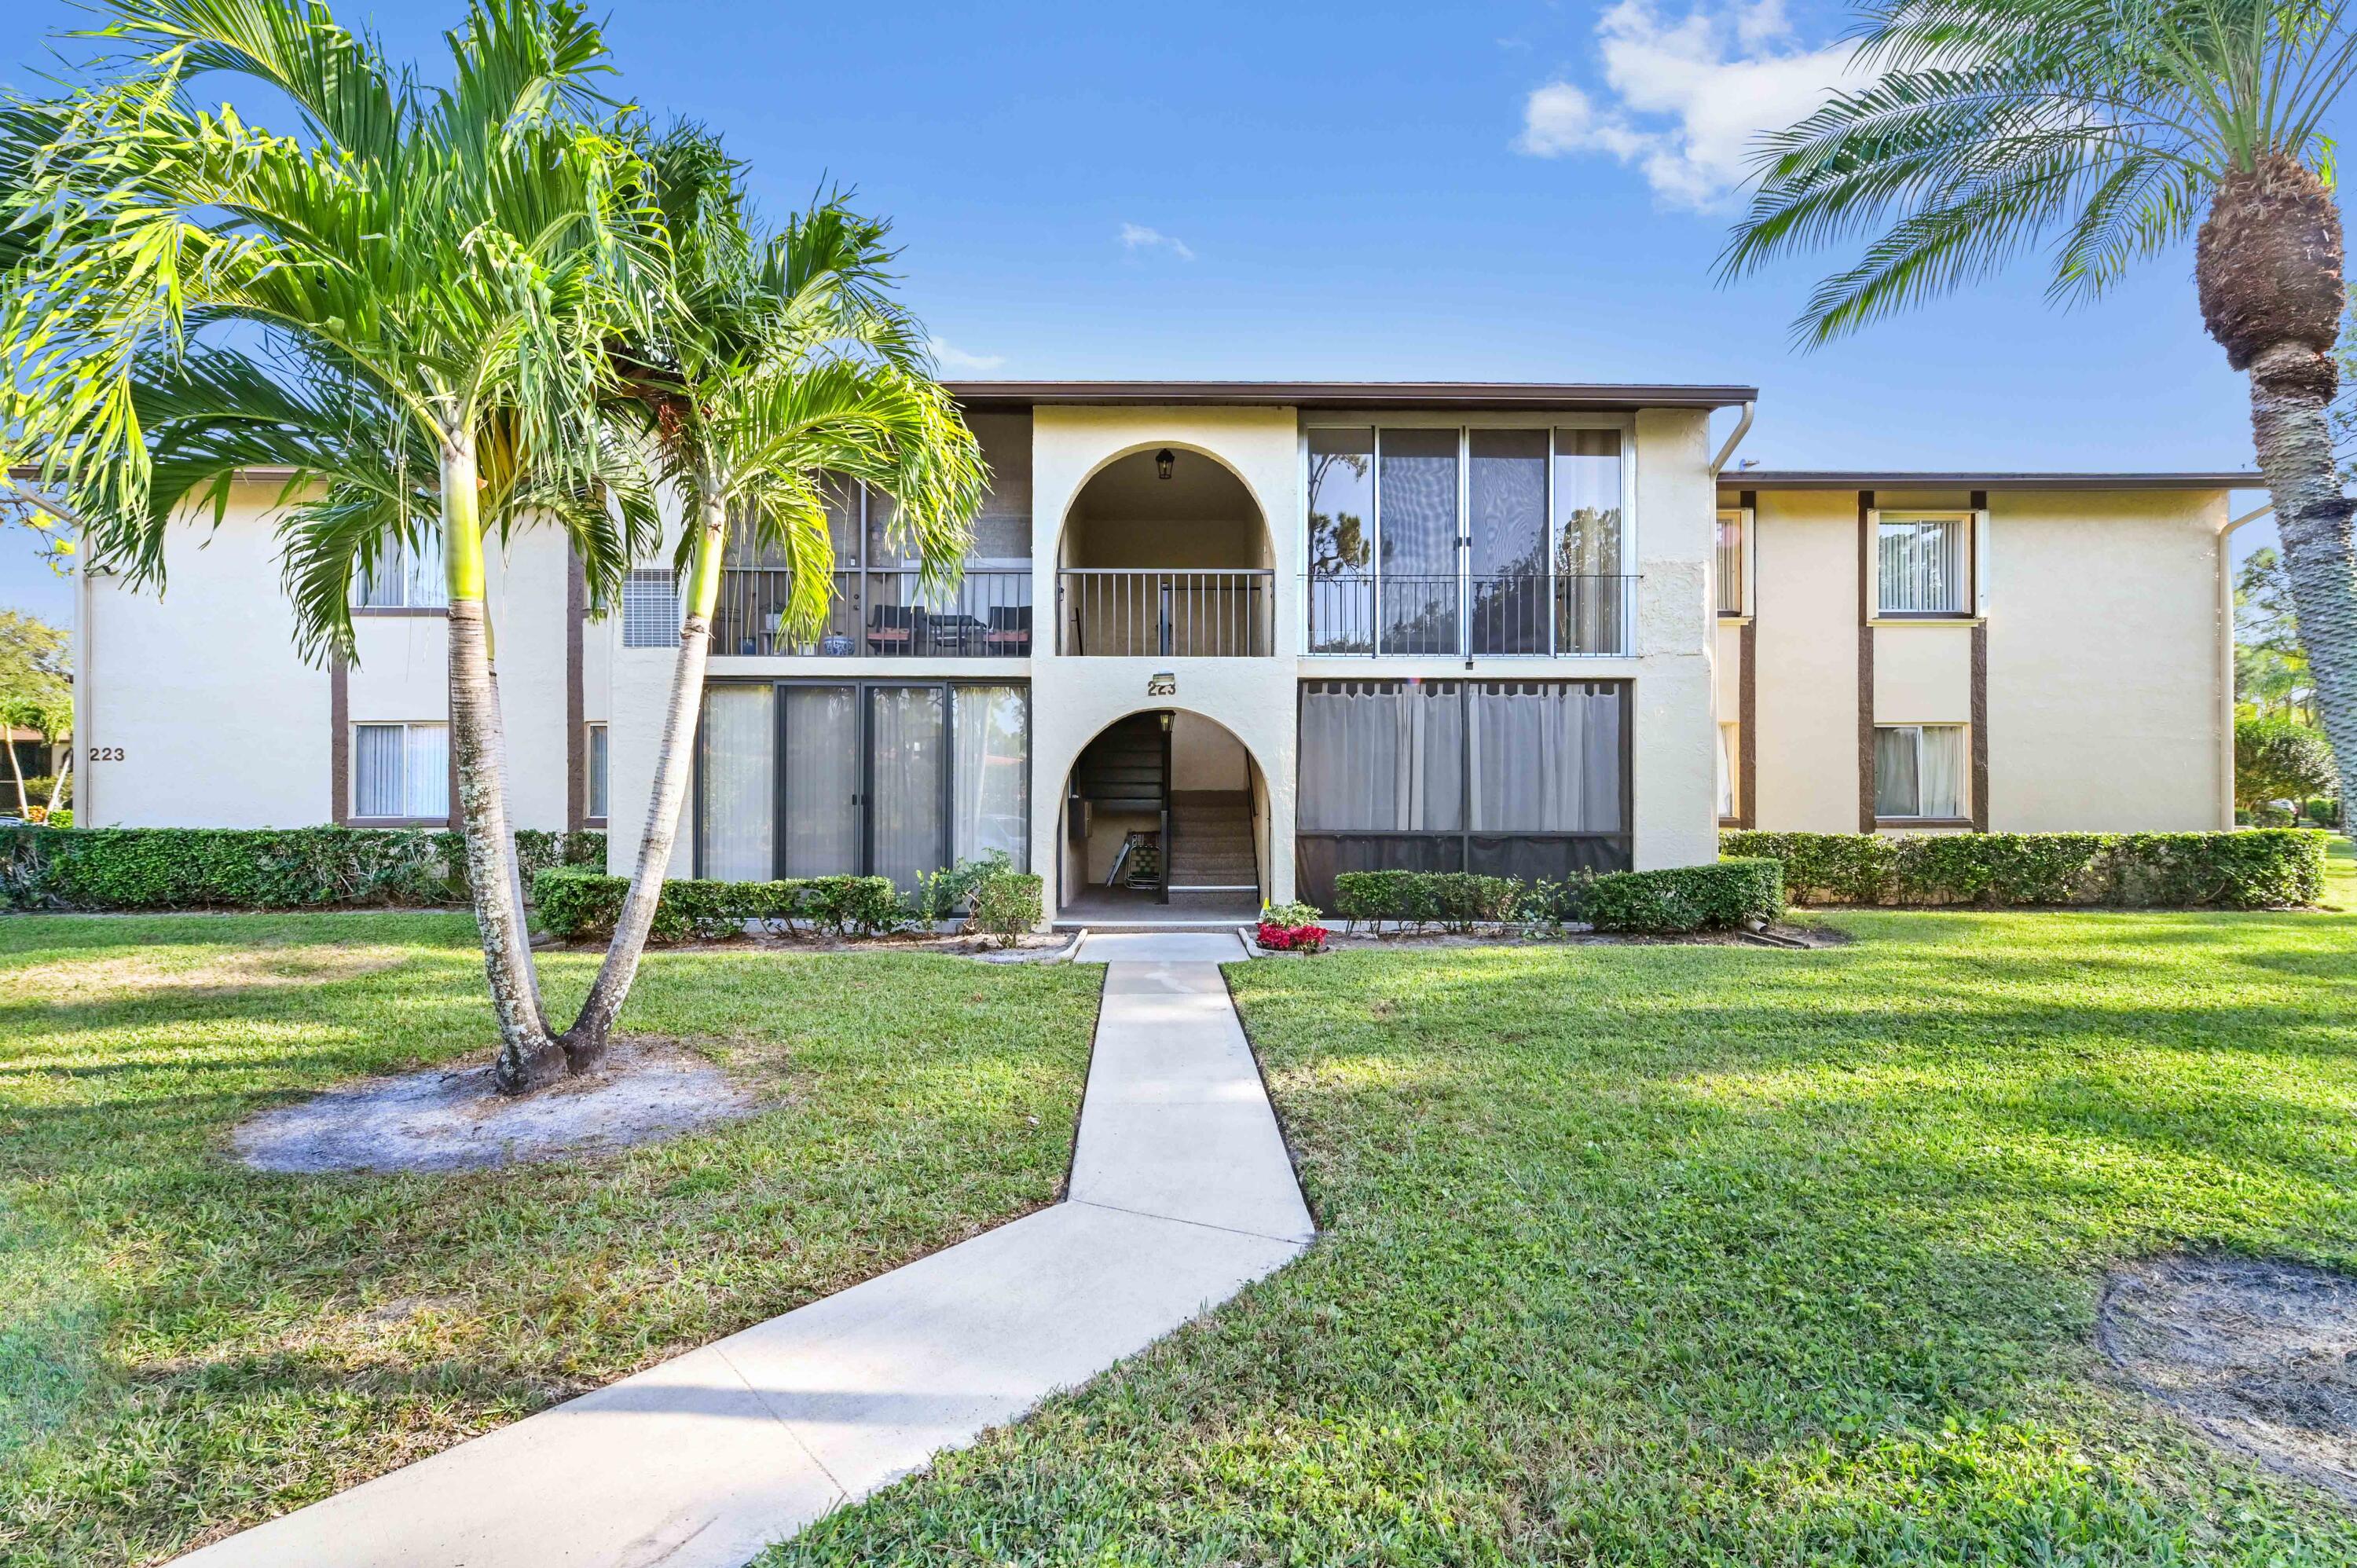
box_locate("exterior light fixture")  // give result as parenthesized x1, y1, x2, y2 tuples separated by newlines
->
(1155, 449, 1175, 481)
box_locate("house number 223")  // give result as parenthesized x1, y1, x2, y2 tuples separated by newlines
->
(89, 746, 125, 762)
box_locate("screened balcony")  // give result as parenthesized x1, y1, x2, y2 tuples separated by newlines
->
(1304, 425, 1633, 658)
(711, 410, 1036, 659)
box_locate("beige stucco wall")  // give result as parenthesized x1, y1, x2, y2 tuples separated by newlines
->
(1628, 408, 1721, 869)
(1871, 623, 1972, 724)
(1985, 489, 2228, 830)
(1747, 489, 1861, 831)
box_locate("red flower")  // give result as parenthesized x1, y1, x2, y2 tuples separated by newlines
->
(1257, 921, 1328, 953)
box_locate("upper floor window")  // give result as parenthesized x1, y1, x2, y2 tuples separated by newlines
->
(586, 723, 610, 822)
(1304, 426, 1629, 657)
(354, 533, 447, 610)
(1876, 513, 1972, 617)
(1716, 509, 1748, 617)
(621, 569, 680, 647)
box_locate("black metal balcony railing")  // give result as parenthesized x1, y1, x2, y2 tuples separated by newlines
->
(1057, 569, 1276, 657)
(1306, 573, 1637, 657)
(713, 567, 1034, 658)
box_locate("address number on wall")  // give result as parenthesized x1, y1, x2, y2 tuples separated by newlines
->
(88, 746, 125, 762)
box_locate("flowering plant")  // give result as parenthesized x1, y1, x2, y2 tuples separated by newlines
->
(1256, 901, 1329, 953)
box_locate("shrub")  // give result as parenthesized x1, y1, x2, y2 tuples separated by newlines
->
(2235, 715, 2338, 812)
(2306, 796, 2343, 829)
(911, 852, 1016, 928)
(967, 870, 1043, 946)
(1582, 859, 1786, 934)
(530, 868, 907, 943)
(0, 826, 607, 912)
(1721, 829, 2323, 910)
(1257, 900, 1329, 953)
(1329, 870, 1522, 931)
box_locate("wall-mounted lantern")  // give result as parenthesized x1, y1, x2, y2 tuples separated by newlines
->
(1154, 449, 1175, 481)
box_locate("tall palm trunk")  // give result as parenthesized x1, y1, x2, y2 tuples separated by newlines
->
(2199, 154, 2357, 835)
(442, 437, 566, 1092)
(561, 469, 726, 1069)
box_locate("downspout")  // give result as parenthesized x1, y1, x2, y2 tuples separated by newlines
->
(2218, 498, 2275, 827)
(1708, 401, 1756, 478)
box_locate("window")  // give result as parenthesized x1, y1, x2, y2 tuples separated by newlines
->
(1304, 426, 1629, 658)
(1296, 679, 1629, 904)
(1875, 724, 1967, 819)
(1716, 510, 1748, 617)
(586, 724, 609, 821)
(1718, 722, 1739, 820)
(353, 723, 449, 819)
(698, 681, 1029, 890)
(622, 569, 679, 647)
(1876, 515, 1971, 616)
(353, 534, 447, 609)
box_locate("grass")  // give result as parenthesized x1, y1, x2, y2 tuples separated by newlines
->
(772, 847, 2357, 1566)
(0, 915, 1102, 1566)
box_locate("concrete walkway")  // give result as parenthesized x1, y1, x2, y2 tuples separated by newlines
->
(179, 942, 1311, 1568)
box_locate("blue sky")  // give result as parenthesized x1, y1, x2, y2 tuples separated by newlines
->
(1, 0, 2281, 627)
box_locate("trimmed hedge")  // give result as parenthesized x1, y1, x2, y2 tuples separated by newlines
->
(1582, 858, 1785, 934)
(532, 868, 906, 943)
(1720, 829, 2324, 909)
(0, 825, 606, 912)
(1331, 861, 1783, 935)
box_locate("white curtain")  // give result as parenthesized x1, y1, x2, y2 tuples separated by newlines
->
(1468, 683, 1622, 832)
(953, 685, 1028, 868)
(354, 725, 404, 816)
(588, 725, 609, 820)
(402, 724, 449, 817)
(1717, 724, 1736, 819)
(1877, 518, 1969, 614)
(1919, 725, 1967, 819)
(1716, 512, 1745, 615)
(1875, 727, 1920, 817)
(698, 686, 775, 881)
(1297, 681, 1461, 831)
(781, 686, 859, 876)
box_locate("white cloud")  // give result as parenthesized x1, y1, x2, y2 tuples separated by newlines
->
(1515, 0, 1869, 210)
(928, 338, 1005, 372)
(1119, 222, 1196, 262)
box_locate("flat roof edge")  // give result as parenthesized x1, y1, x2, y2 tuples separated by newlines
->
(1720, 470, 2258, 492)
(944, 379, 1759, 410)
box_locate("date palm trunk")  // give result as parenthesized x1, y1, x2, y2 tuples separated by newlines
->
(2200, 154, 2357, 836)
(442, 438, 566, 1092)
(561, 468, 726, 1070)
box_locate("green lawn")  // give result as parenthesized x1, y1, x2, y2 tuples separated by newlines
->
(0, 916, 1102, 1566)
(776, 849, 2357, 1566)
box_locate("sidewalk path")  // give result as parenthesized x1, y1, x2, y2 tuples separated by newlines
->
(178, 936, 1310, 1568)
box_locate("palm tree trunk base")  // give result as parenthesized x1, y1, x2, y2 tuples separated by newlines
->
(493, 1038, 572, 1096)
(558, 1025, 610, 1077)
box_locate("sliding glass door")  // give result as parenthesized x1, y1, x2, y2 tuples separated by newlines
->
(698, 680, 1028, 891)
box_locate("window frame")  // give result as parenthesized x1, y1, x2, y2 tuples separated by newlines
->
(585, 721, 609, 826)
(690, 677, 1033, 885)
(350, 537, 449, 614)
(1870, 510, 1977, 621)
(349, 720, 452, 825)
(1299, 414, 1637, 658)
(1715, 506, 1755, 620)
(1872, 721, 1971, 825)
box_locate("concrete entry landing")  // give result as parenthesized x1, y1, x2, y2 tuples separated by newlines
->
(176, 951, 1310, 1568)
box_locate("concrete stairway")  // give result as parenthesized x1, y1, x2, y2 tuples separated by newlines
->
(1168, 790, 1257, 895)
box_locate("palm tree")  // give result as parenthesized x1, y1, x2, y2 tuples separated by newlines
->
(561, 126, 984, 1069)
(1722, 0, 2357, 826)
(0, 0, 661, 1090)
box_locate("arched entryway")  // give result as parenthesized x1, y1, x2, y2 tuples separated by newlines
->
(1056, 446, 1276, 658)
(1058, 708, 1268, 923)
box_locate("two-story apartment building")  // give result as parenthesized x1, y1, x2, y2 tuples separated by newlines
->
(69, 381, 2253, 924)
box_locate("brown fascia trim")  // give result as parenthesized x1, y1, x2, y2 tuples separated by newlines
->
(944, 379, 1759, 412)
(1721, 469, 2257, 492)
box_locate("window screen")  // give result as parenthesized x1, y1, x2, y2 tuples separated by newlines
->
(1297, 680, 1464, 832)
(354, 723, 449, 818)
(622, 569, 679, 647)
(1468, 682, 1623, 832)
(1877, 516, 1970, 615)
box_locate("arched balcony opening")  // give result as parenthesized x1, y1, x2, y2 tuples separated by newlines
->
(1056, 446, 1274, 657)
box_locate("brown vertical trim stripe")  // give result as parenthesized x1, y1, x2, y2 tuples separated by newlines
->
(1857, 489, 1876, 832)
(1736, 488, 1758, 829)
(566, 549, 587, 833)
(329, 654, 349, 825)
(1970, 488, 1990, 832)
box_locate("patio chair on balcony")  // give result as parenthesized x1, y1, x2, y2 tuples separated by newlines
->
(867, 603, 921, 654)
(983, 604, 1032, 654)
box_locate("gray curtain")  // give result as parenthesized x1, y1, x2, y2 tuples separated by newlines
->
(698, 686, 775, 881)
(1298, 681, 1463, 831)
(1468, 683, 1621, 832)
(870, 686, 944, 891)
(782, 685, 859, 876)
